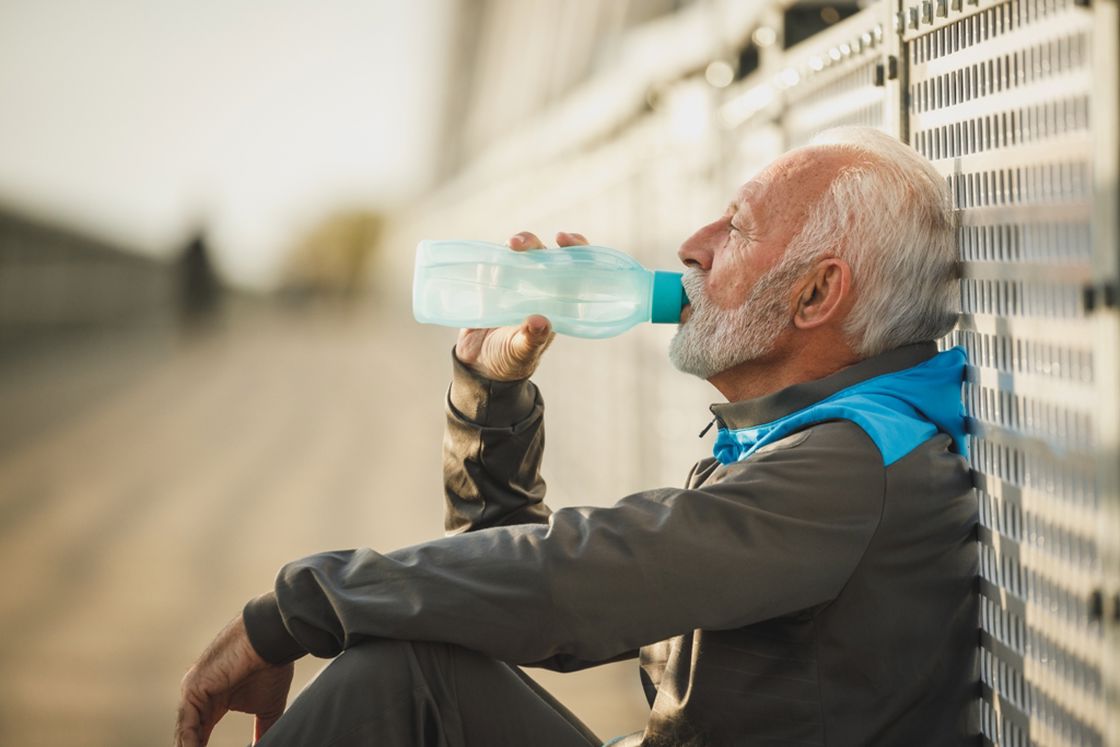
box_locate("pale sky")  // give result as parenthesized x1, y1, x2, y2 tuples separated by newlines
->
(0, 0, 450, 288)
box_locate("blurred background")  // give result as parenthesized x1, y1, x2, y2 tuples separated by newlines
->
(1, 0, 1118, 745)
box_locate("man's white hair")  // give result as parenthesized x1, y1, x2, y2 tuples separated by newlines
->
(783, 127, 958, 357)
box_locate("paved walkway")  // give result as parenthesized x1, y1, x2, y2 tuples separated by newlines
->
(0, 302, 647, 746)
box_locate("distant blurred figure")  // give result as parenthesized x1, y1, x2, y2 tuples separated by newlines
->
(179, 232, 222, 325)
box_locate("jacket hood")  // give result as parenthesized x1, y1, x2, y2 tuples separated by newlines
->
(712, 346, 968, 467)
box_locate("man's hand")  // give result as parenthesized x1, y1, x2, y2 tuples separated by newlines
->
(175, 615, 295, 747)
(455, 231, 588, 381)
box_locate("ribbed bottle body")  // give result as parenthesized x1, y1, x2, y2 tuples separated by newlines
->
(413, 240, 658, 339)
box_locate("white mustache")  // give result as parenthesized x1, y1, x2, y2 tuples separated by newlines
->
(681, 269, 707, 309)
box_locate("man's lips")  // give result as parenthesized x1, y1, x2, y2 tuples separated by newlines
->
(680, 304, 693, 323)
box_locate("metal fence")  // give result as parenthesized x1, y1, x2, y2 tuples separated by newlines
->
(385, 1, 1120, 742)
(904, 0, 1117, 743)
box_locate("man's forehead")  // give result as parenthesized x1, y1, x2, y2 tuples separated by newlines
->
(731, 148, 849, 211)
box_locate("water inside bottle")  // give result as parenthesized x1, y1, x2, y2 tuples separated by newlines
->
(420, 261, 646, 327)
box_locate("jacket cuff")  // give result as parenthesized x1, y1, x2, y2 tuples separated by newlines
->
(243, 591, 307, 665)
(448, 348, 539, 426)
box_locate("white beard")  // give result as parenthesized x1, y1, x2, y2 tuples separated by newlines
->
(668, 256, 808, 380)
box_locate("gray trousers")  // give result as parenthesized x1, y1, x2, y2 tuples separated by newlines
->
(255, 640, 605, 747)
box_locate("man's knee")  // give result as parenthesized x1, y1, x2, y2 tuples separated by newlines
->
(257, 640, 464, 747)
(310, 638, 456, 693)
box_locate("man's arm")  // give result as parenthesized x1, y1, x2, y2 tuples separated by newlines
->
(443, 230, 593, 534)
(443, 351, 551, 533)
(242, 423, 886, 668)
(173, 231, 571, 745)
(174, 424, 885, 745)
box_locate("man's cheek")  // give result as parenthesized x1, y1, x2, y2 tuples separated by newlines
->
(706, 281, 744, 311)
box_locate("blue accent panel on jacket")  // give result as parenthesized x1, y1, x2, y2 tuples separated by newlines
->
(713, 347, 968, 467)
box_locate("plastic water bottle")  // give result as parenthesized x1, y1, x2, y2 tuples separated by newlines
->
(412, 240, 687, 339)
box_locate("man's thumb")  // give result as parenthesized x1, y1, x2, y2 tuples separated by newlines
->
(517, 316, 552, 352)
(525, 315, 550, 337)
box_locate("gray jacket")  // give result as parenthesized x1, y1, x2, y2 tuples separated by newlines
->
(244, 342, 978, 746)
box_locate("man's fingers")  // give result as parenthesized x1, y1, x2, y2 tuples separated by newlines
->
(174, 702, 202, 747)
(508, 231, 545, 251)
(178, 689, 224, 747)
(510, 230, 589, 249)
(556, 231, 589, 246)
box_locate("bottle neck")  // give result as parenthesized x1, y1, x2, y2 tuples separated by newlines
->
(650, 270, 686, 324)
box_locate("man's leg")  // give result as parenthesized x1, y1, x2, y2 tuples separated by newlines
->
(256, 639, 603, 747)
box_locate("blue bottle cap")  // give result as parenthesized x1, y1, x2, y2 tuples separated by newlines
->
(651, 271, 687, 324)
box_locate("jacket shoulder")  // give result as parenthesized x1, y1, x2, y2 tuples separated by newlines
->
(702, 420, 886, 521)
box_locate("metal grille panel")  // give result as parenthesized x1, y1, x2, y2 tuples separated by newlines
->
(907, 0, 1107, 743)
(781, 6, 891, 145)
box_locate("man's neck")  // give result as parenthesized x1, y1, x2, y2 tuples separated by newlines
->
(708, 338, 862, 403)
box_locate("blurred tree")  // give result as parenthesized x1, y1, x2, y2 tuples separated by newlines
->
(278, 209, 383, 303)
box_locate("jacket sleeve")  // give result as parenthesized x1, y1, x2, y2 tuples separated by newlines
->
(442, 350, 552, 534)
(242, 423, 886, 668)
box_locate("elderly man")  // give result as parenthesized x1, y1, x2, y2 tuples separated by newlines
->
(175, 127, 977, 747)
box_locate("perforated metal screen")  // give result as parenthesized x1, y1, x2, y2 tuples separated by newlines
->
(903, 0, 1112, 743)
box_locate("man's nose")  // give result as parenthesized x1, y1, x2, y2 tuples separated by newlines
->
(677, 219, 721, 271)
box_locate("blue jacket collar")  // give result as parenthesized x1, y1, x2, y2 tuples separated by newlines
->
(709, 343, 968, 467)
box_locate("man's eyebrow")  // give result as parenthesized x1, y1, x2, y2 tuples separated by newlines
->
(729, 201, 755, 227)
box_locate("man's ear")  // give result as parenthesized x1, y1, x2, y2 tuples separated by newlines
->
(792, 258, 852, 330)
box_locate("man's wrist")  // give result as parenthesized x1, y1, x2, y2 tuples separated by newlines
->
(242, 591, 307, 666)
(449, 347, 539, 426)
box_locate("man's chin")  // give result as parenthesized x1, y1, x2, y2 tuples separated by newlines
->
(668, 331, 716, 379)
